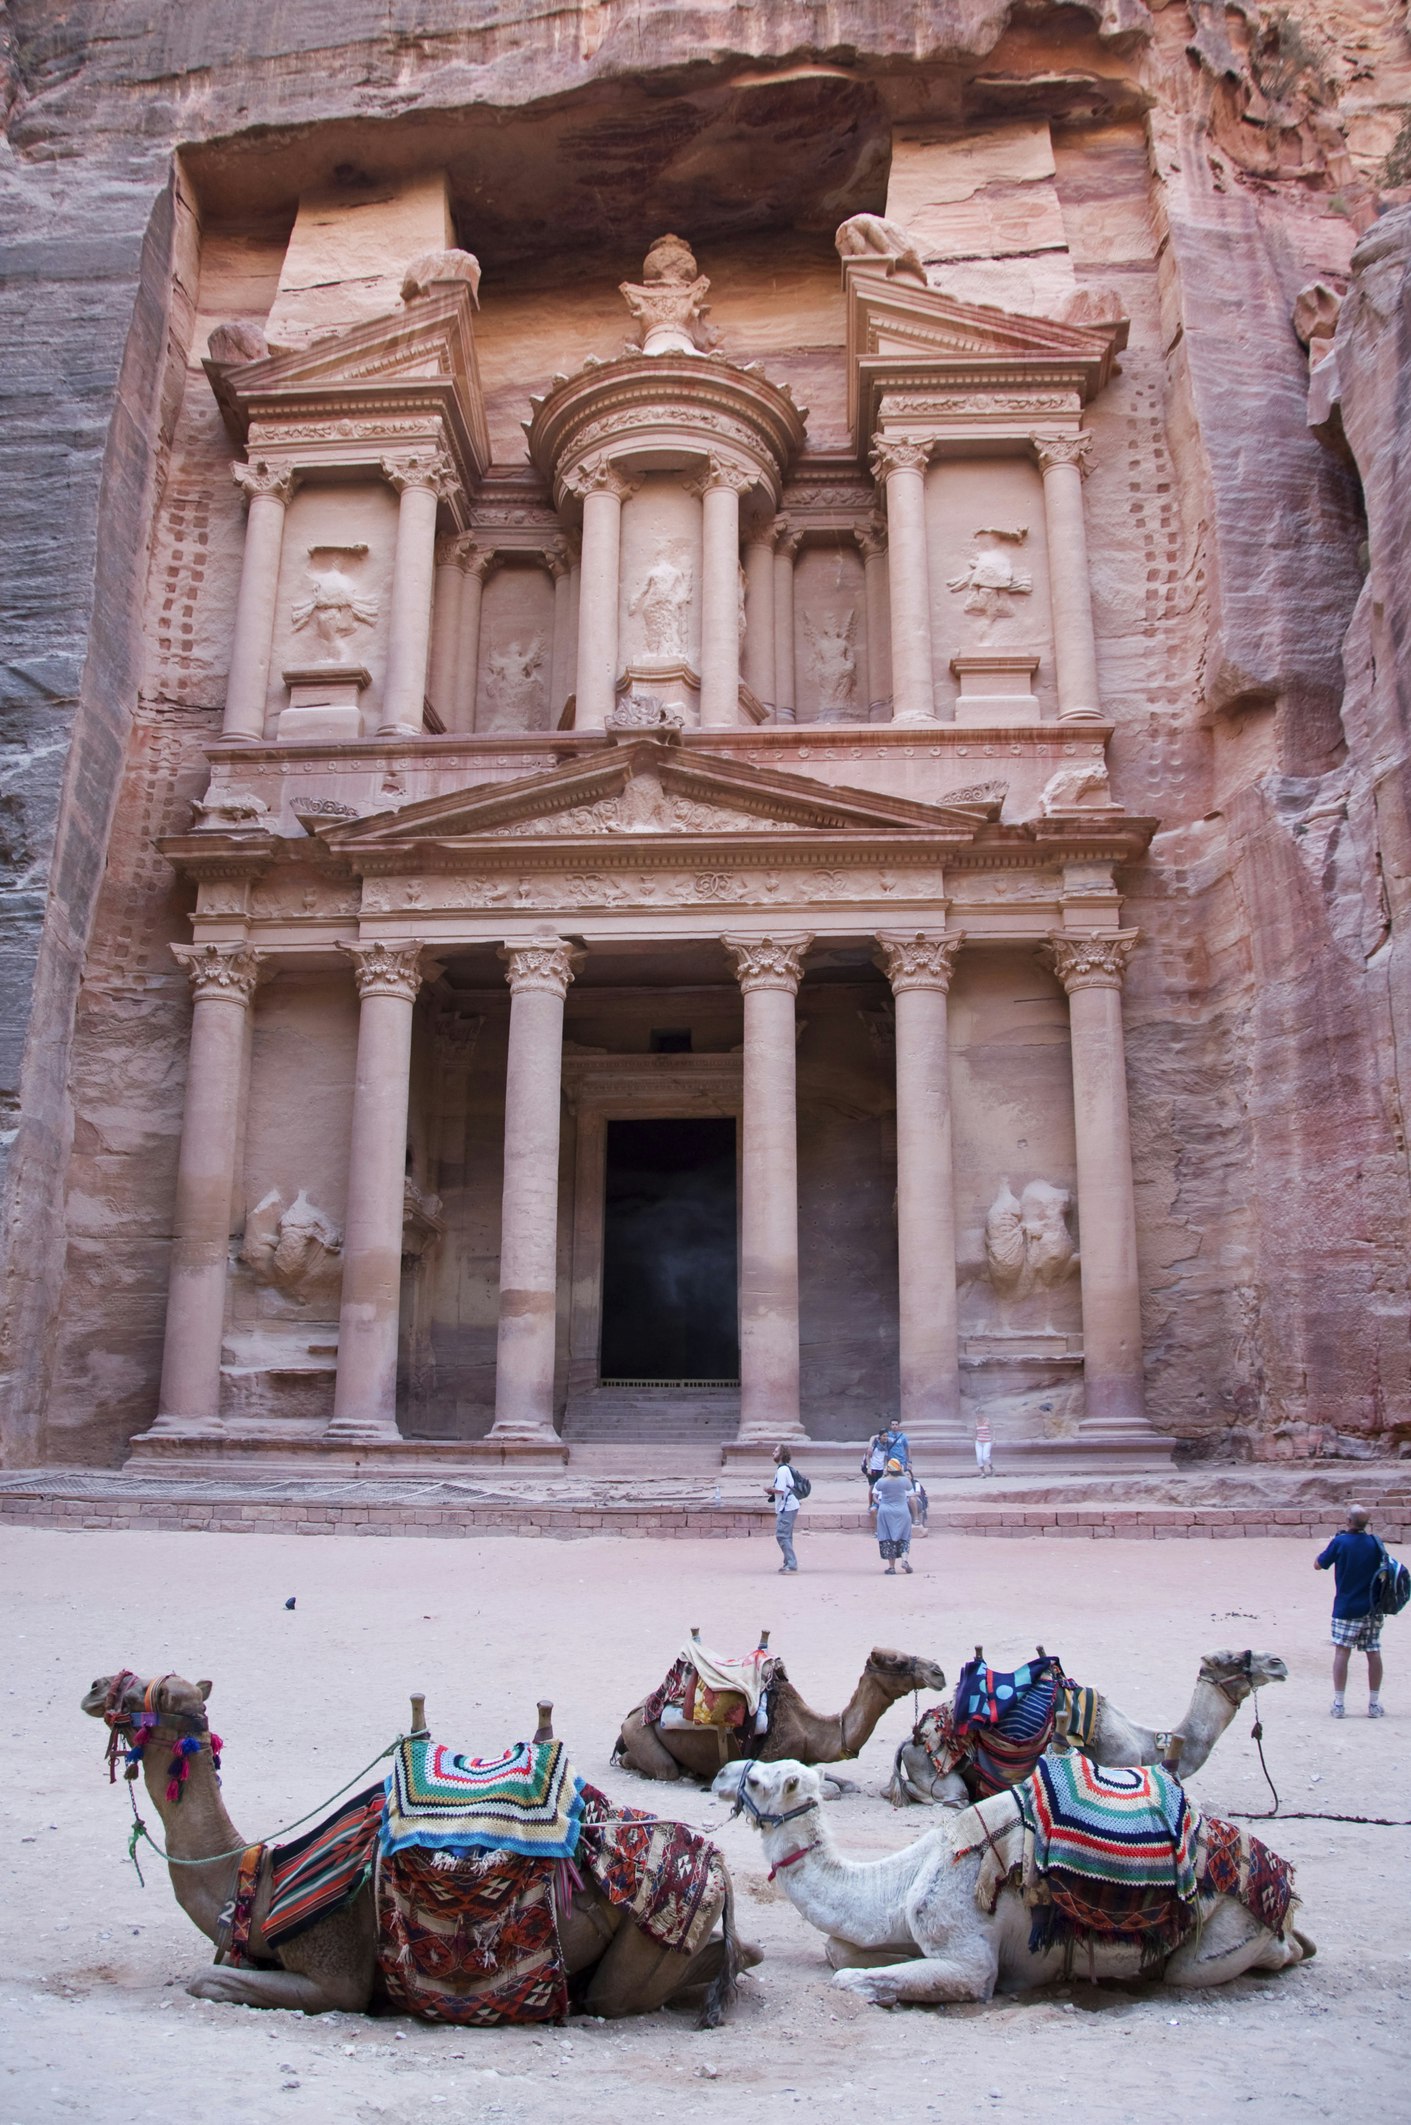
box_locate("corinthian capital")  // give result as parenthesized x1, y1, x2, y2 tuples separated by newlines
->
(722, 932, 814, 994)
(686, 453, 755, 499)
(340, 940, 429, 1002)
(232, 457, 297, 507)
(563, 455, 640, 505)
(875, 931, 964, 994)
(869, 436, 930, 482)
(1042, 929, 1138, 994)
(542, 537, 573, 581)
(1033, 432, 1094, 478)
(855, 512, 888, 562)
(382, 449, 461, 503)
(499, 938, 584, 999)
(173, 942, 266, 1005)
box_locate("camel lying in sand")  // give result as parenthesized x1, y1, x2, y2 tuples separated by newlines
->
(616, 1645, 947, 1783)
(83, 1670, 757, 2023)
(737, 1758, 1313, 2007)
(889, 1648, 1288, 1805)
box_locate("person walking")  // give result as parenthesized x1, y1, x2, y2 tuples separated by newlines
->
(975, 1415, 993, 1478)
(769, 1444, 801, 1574)
(1316, 1504, 1385, 1717)
(871, 1457, 914, 1575)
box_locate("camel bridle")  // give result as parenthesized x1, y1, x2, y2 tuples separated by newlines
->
(729, 1760, 819, 1832)
(100, 1670, 222, 1797)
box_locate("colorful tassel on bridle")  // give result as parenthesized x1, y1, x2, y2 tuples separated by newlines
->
(101, 1670, 224, 1797)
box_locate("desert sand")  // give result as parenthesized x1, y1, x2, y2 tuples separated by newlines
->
(2, 1523, 1406, 2123)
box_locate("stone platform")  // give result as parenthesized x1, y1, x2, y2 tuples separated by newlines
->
(3, 1461, 1407, 1543)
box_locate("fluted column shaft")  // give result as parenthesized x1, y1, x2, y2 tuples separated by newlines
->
(546, 540, 574, 728)
(772, 526, 800, 725)
(568, 459, 635, 731)
(492, 941, 581, 1439)
(742, 530, 776, 708)
(857, 516, 891, 718)
(454, 547, 495, 734)
(428, 538, 466, 727)
(223, 461, 296, 742)
(872, 437, 936, 726)
(695, 459, 750, 728)
(1047, 931, 1144, 1430)
(724, 934, 813, 1443)
(154, 946, 264, 1430)
(381, 451, 458, 737)
(877, 932, 964, 1446)
(329, 943, 430, 1439)
(1036, 435, 1101, 722)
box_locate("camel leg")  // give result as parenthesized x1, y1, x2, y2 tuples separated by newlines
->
(1164, 1900, 1305, 1988)
(617, 1708, 685, 1782)
(832, 1945, 997, 2007)
(187, 1964, 369, 2012)
(582, 1921, 704, 2017)
(826, 1938, 919, 1970)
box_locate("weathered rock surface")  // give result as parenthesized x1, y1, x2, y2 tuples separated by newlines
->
(3, 1, 1411, 1464)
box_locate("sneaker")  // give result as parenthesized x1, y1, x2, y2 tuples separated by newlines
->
(1368, 1702, 1385, 1718)
(1331, 1700, 1345, 1718)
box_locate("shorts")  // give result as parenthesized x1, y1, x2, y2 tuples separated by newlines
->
(1331, 1612, 1381, 1652)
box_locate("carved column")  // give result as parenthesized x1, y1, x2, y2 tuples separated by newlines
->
(856, 514, 891, 718)
(568, 458, 636, 731)
(224, 460, 296, 742)
(871, 437, 936, 726)
(723, 933, 813, 1445)
(491, 940, 582, 1441)
(1044, 931, 1145, 1434)
(742, 524, 777, 709)
(328, 942, 430, 1441)
(380, 451, 459, 737)
(1035, 434, 1101, 722)
(152, 945, 265, 1432)
(876, 932, 964, 1448)
(696, 458, 752, 729)
(454, 544, 496, 734)
(428, 536, 467, 728)
(772, 522, 802, 725)
(545, 539, 575, 728)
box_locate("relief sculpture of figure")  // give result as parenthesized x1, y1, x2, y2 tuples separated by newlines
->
(947, 527, 1033, 641)
(482, 635, 546, 727)
(290, 547, 378, 662)
(985, 1178, 1078, 1300)
(628, 547, 691, 659)
(803, 610, 858, 722)
(240, 1187, 343, 1304)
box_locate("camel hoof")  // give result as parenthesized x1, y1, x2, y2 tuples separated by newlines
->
(831, 1967, 899, 2007)
(186, 1970, 238, 2002)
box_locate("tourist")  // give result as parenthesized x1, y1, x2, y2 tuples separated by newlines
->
(769, 1444, 801, 1573)
(975, 1415, 993, 1478)
(1315, 1505, 1385, 1717)
(861, 1427, 891, 1496)
(871, 1457, 914, 1576)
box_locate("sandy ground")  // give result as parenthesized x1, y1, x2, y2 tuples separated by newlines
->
(2, 1522, 1407, 2124)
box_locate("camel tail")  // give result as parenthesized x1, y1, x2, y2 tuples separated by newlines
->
(887, 1738, 912, 1807)
(697, 1869, 740, 2030)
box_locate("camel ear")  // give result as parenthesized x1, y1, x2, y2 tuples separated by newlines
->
(197, 1680, 213, 1701)
(783, 1774, 798, 1793)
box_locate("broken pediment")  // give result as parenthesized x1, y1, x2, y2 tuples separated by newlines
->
(206, 276, 489, 495)
(313, 736, 990, 857)
(842, 262, 1126, 450)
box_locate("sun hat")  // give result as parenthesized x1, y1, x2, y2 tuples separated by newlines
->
(885, 1457, 902, 1473)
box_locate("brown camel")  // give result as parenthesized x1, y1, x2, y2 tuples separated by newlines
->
(82, 1670, 758, 2024)
(615, 1646, 948, 1783)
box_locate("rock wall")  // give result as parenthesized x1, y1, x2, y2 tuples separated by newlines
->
(3, 1, 1410, 1464)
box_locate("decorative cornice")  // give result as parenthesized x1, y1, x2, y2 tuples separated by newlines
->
(382, 449, 461, 501)
(722, 932, 814, 994)
(499, 938, 583, 999)
(340, 939, 429, 1002)
(875, 931, 964, 993)
(1033, 432, 1094, 478)
(231, 457, 297, 507)
(870, 435, 930, 481)
(1042, 929, 1138, 993)
(172, 942, 266, 1005)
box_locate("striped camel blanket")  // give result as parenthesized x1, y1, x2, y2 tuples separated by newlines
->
(382, 1737, 586, 1859)
(220, 1782, 385, 1963)
(915, 1655, 1094, 1800)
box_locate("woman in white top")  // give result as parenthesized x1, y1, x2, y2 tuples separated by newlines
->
(768, 1444, 801, 1573)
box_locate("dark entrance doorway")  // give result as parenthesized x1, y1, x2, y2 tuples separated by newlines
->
(600, 1117, 739, 1382)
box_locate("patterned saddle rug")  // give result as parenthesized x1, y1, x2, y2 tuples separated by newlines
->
(915, 1655, 1091, 1799)
(641, 1641, 771, 1731)
(383, 1737, 585, 1859)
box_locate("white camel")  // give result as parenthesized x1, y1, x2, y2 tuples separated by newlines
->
(891, 1648, 1288, 1807)
(737, 1759, 1313, 2008)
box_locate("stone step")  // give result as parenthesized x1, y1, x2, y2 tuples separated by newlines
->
(562, 1387, 741, 1444)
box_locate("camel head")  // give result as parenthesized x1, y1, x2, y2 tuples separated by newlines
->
(864, 1648, 947, 1700)
(1198, 1649, 1289, 1701)
(82, 1670, 215, 1785)
(735, 1757, 825, 1829)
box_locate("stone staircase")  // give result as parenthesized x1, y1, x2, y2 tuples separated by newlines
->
(561, 1384, 741, 1445)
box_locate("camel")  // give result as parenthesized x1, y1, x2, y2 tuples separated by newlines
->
(737, 1758, 1314, 2007)
(890, 1648, 1288, 1806)
(82, 1670, 758, 2024)
(615, 1646, 947, 1784)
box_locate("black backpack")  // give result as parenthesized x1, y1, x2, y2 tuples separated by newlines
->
(789, 1467, 812, 1502)
(1375, 1540, 1411, 1617)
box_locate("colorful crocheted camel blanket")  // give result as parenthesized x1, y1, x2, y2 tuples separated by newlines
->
(382, 1737, 586, 1860)
(913, 1655, 1097, 1800)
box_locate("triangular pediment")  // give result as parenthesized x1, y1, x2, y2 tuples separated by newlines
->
(316, 737, 987, 859)
(207, 283, 489, 483)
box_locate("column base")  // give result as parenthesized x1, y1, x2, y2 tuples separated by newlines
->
(376, 721, 425, 739)
(1057, 706, 1103, 723)
(134, 1413, 228, 1440)
(323, 1418, 403, 1444)
(890, 712, 942, 729)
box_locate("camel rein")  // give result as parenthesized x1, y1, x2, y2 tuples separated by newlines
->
(1221, 1673, 1411, 1831)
